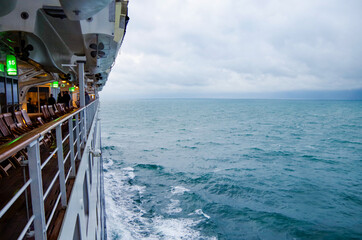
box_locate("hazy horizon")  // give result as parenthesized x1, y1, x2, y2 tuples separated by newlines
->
(100, 89, 362, 100)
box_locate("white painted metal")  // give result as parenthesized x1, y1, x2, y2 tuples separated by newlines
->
(69, 117, 76, 177)
(58, 108, 102, 240)
(27, 140, 47, 240)
(76, 114, 81, 161)
(56, 125, 68, 207)
(78, 62, 87, 146)
(79, 62, 86, 108)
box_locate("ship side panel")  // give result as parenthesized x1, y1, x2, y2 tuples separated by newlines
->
(58, 110, 103, 240)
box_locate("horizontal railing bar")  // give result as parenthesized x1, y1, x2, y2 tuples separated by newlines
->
(74, 151, 79, 160)
(41, 147, 58, 169)
(0, 179, 32, 218)
(63, 151, 71, 164)
(62, 134, 69, 144)
(0, 100, 98, 162)
(17, 215, 35, 240)
(43, 171, 60, 201)
(73, 139, 78, 146)
(46, 193, 61, 230)
(73, 126, 77, 131)
(65, 166, 72, 183)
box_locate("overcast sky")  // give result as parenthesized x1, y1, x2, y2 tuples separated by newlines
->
(100, 0, 362, 99)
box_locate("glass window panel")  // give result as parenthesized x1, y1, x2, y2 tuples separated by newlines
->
(6, 79, 12, 104)
(13, 80, 18, 104)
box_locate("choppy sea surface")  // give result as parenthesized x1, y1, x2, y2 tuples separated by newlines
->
(100, 99, 362, 240)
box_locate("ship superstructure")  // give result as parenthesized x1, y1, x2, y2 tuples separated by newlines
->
(0, 0, 129, 239)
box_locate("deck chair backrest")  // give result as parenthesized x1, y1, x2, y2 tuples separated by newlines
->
(21, 110, 33, 126)
(57, 103, 66, 113)
(0, 115, 12, 137)
(37, 117, 46, 125)
(55, 103, 61, 112)
(44, 105, 51, 118)
(3, 113, 17, 130)
(14, 111, 26, 128)
(53, 104, 60, 115)
(47, 105, 56, 117)
(61, 103, 69, 112)
(41, 106, 48, 119)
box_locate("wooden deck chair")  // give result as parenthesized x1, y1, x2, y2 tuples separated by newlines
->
(41, 105, 52, 121)
(14, 113, 50, 150)
(0, 159, 17, 176)
(36, 117, 55, 142)
(49, 105, 68, 133)
(52, 104, 60, 116)
(0, 115, 17, 139)
(37, 117, 46, 126)
(4, 114, 49, 150)
(21, 109, 38, 128)
(2, 113, 27, 136)
(57, 103, 67, 114)
(47, 105, 60, 118)
(0, 115, 26, 172)
(14, 111, 36, 130)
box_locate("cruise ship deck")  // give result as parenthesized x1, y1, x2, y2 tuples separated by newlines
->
(0, 0, 129, 239)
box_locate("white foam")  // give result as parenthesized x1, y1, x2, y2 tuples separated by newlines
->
(122, 167, 135, 179)
(166, 199, 182, 214)
(171, 186, 190, 195)
(122, 167, 134, 171)
(104, 166, 215, 239)
(134, 185, 146, 194)
(154, 217, 202, 240)
(104, 166, 156, 239)
(195, 209, 211, 219)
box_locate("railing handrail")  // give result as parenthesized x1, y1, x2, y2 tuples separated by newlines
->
(0, 99, 99, 162)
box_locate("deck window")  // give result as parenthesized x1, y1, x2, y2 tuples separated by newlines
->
(72, 215, 81, 240)
(83, 173, 89, 217)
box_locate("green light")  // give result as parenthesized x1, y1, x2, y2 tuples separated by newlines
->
(52, 81, 59, 88)
(69, 87, 75, 92)
(0, 64, 4, 72)
(6, 55, 17, 76)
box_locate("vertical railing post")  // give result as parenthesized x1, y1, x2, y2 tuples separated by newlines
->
(68, 117, 76, 177)
(79, 111, 83, 146)
(76, 114, 81, 160)
(78, 62, 85, 108)
(81, 110, 86, 146)
(28, 139, 47, 240)
(78, 61, 87, 142)
(56, 125, 67, 207)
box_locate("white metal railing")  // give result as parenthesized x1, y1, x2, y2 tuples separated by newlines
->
(0, 99, 99, 240)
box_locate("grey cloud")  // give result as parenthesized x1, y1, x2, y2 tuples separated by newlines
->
(101, 0, 362, 99)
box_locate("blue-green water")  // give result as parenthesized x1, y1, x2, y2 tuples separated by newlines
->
(101, 99, 362, 240)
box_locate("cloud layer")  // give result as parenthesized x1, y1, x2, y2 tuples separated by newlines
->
(101, 0, 362, 99)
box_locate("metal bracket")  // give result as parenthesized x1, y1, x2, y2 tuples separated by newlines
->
(26, 230, 35, 238)
(89, 147, 102, 157)
(20, 157, 28, 167)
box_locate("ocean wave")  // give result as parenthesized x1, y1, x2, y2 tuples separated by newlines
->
(194, 209, 211, 219)
(206, 182, 263, 198)
(105, 168, 214, 239)
(135, 163, 164, 171)
(301, 155, 338, 164)
(171, 186, 190, 195)
(166, 199, 183, 214)
(154, 217, 208, 240)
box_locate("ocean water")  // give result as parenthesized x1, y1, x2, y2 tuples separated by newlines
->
(100, 99, 362, 240)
